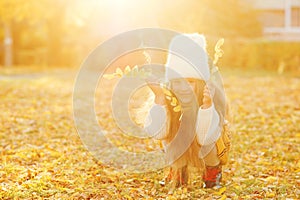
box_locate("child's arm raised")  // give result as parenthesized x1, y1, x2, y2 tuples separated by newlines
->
(201, 85, 213, 109)
(145, 76, 166, 105)
(147, 83, 166, 105)
(144, 80, 168, 140)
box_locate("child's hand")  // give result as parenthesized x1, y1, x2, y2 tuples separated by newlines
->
(147, 83, 166, 105)
(201, 85, 212, 109)
(146, 76, 166, 105)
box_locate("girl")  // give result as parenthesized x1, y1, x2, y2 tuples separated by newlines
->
(144, 33, 231, 188)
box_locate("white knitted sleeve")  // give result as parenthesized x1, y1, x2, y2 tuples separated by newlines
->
(196, 104, 221, 146)
(144, 104, 168, 140)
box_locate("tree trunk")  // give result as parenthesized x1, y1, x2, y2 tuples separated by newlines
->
(4, 22, 13, 66)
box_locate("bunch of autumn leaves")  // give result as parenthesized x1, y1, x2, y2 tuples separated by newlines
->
(103, 64, 181, 113)
(103, 38, 224, 114)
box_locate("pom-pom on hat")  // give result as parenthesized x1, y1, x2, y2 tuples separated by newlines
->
(165, 33, 210, 81)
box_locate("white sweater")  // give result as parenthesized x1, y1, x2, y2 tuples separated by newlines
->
(144, 103, 221, 157)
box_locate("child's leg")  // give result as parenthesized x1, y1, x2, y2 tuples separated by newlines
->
(203, 146, 222, 188)
(165, 165, 188, 187)
(203, 146, 220, 166)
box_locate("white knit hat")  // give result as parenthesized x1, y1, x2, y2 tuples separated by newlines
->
(165, 33, 210, 81)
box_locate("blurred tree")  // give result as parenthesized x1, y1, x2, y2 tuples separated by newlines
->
(0, 0, 262, 67)
(43, 0, 71, 66)
(0, 0, 71, 66)
(0, 0, 18, 66)
(0, 0, 47, 66)
(200, 0, 262, 38)
(157, 0, 262, 38)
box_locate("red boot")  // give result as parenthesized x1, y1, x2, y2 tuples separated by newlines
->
(203, 165, 222, 188)
(163, 166, 188, 187)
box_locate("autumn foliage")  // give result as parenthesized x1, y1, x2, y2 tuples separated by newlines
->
(0, 67, 299, 199)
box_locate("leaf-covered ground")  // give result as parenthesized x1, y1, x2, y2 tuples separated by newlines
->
(0, 68, 299, 199)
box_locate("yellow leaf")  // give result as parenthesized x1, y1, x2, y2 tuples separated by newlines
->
(103, 73, 115, 80)
(130, 65, 139, 77)
(166, 96, 172, 101)
(219, 194, 226, 200)
(213, 38, 224, 65)
(162, 88, 172, 96)
(265, 176, 277, 183)
(124, 194, 132, 200)
(173, 105, 181, 112)
(115, 68, 123, 77)
(179, 113, 183, 121)
(171, 97, 177, 106)
(234, 185, 241, 191)
(282, 161, 287, 165)
(217, 38, 225, 46)
(166, 195, 176, 200)
(266, 192, 276, 198)
(124, 65, 131, 74)
(217, 187, 226, 195)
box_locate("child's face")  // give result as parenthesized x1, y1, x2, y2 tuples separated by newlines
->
(171, 78, 197, 105)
